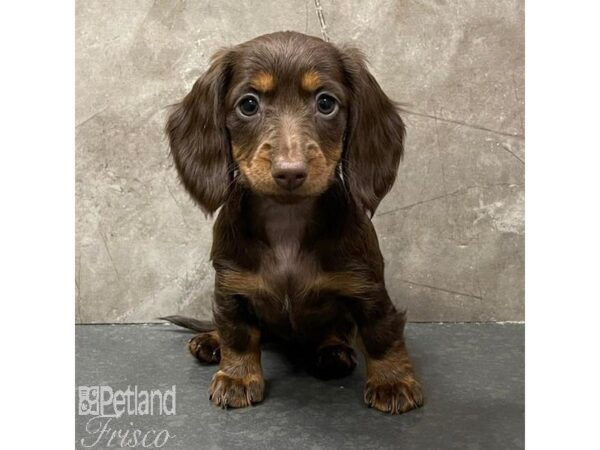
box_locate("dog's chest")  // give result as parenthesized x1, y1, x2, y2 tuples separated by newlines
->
(259, 208, 318, 293)
(253, 200, 324, 326)
(261, 239, 317, 291)
(256, 239, 325, 333)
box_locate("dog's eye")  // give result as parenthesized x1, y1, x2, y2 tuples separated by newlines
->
(237, 95, 260, 117)
(316, 93, 338, 116)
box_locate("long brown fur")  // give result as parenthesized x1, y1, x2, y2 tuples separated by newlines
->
(164, 31, 423, 414)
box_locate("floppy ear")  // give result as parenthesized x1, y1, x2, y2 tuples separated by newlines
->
(340, 47, 405, 216)
(165, 50, 233, 215)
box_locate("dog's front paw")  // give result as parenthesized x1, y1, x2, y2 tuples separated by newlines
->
(209, 370, 265, 408)
(364, 374, 423, 414)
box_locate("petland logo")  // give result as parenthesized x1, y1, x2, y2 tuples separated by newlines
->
(77, 385, 176, 448)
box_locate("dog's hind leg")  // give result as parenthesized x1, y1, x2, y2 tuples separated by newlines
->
(160, 315, 221, 364)
(188, 331, 221, 364)
(311, 334, 357, 380)
(308, 317, 358, 380)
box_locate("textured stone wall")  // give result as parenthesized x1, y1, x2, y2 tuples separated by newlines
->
(76, 0, 524, 323)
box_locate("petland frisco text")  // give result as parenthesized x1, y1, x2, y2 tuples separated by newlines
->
(78, 385, 176, 448)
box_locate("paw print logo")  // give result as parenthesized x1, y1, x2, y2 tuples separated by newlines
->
(78, 386, 99, 415)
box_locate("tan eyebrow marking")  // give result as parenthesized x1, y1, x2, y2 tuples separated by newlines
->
(250, 71, 276, 92)
(301, 70, 321, 92)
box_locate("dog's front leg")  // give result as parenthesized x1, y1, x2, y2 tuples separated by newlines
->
(209, 292, 264, 409)
(355, 290, 424, 414)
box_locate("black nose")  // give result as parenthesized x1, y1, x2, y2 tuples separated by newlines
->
(272, 161, 308, 191)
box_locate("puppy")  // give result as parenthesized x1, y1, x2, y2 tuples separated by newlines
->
(163, 31, 423, 414)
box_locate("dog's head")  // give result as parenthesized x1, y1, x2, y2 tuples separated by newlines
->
(166, 31, 404, 216)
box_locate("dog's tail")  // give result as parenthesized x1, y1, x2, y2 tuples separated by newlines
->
(159, 315, 216, 333)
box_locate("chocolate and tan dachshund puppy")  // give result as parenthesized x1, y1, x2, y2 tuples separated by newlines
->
(163, 31, 423, 415)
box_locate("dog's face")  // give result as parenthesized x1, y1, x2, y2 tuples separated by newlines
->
(225, 39, 347, 199)
(167, 32, 404, 215)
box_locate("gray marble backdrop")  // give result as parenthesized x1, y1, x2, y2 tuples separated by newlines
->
(76, 0, 524, 323)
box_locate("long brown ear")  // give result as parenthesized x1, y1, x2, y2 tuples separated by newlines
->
(165, 50, 233, 215)
(340, 47, 405, 216)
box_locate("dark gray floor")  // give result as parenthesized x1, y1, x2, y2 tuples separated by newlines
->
(76, 323, 524, 450)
